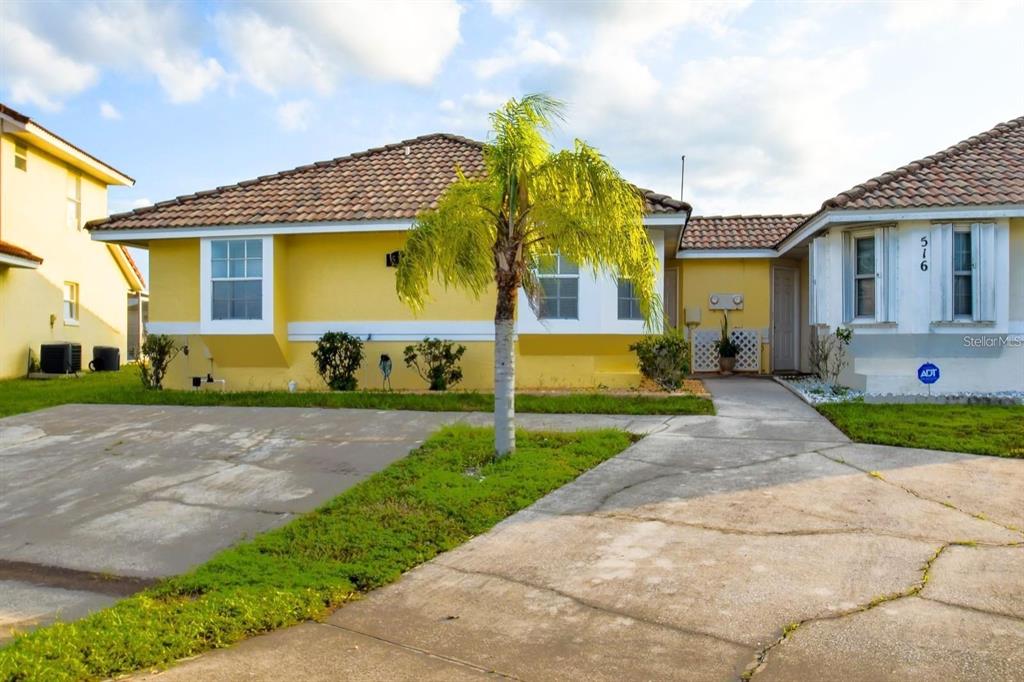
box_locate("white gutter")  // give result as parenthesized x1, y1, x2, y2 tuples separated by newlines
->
(777, 204, 1024, 256)
(675, 248, 778, 259)
(0, 252, 42, 269)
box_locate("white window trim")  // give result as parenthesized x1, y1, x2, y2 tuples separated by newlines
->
(846, 228, 879, 323)
(199, 236, 274, 334)
(952, 225, 973, 321)
(63, 281, 79, 326)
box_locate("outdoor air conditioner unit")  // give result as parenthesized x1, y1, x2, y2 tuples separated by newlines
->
(40, 343, 82, 374)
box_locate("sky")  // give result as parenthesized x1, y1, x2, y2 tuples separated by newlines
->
(2, 0, 1023, 281)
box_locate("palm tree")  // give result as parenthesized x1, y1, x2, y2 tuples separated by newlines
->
(396, 94, 658, 456)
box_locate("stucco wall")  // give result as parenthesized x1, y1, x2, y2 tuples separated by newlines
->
(0, 133, 132, 378)
(1011, 218, 1024, 327)
(814, 218, 1021, 394)
(678, 257, 773, 372)
(145, 230, 657, 391)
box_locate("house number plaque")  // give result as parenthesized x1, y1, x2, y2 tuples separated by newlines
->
(919, 235, 929, 272)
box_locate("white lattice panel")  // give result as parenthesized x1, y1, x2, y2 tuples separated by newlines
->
(692, 330, 720, 372)
(691, 328, 761, 372)
(732, 328, 761, 371)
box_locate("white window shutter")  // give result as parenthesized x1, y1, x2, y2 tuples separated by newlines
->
(930, 223, 953, 322)
(972, 222, 996, 321)
(842, 231, 853, 322)
(878, 225, 899, 322)
(810, 236, 826, 325)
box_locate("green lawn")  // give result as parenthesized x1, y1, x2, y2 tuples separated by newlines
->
(0, 425, 634, 681)
(818, 402, 1024, 458)
(0, 367, 713, 419)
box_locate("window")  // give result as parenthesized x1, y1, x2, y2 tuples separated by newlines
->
(14, 141, 27, 171)
(66, 170, 81, 230)
(953, 228, 973, 318)
(211, 239, 263, 320)
(617, 278, 643, 320)
(537, 252, 579, 319)
(63, 282, 79, 324)
(854, 235, 875, 318)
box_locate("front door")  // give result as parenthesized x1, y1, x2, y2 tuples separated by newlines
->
(772, 267, 799, 371)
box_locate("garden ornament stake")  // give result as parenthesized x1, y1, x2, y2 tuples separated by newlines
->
(379, 353, 393, 391)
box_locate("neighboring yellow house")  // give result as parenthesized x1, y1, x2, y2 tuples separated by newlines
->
(0, 104, 145, 379)
(88, 134, 688, 391)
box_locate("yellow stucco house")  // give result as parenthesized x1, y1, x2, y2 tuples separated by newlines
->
(88, 116, 1024, 394)
(0, 104, 145, 379)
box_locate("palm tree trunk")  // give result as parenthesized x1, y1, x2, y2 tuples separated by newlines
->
(494, 271, 518, 457)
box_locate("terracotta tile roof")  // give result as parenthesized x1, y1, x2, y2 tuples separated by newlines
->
(89, 134, 688, 231)
(0, 240, 43, 264)
(680, 215, 809, 250)
(118, 245, 146, 289)
(823, 115, 1024, 210)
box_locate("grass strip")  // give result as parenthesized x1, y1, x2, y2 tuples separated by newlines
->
(0, 425, 634, 681)
(818, 402, 1024, 458)
(0, 368, 713, 419)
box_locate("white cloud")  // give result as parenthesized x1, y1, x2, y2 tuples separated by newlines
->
(215, 12, 333, 95)
(99, 101, 122, 120)
(220, 1, 463, 89)
(78, 3, 225, 103)
(131, 197, 153, 209)
(1, 22, 98, 111)
(276, 99, 314, 132)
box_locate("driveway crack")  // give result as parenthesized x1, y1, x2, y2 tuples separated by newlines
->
(814, 451, 1024, 538)
(741, 541, 961, 680)
(320, 621, 520, 679)
(433, 562, 750, 650)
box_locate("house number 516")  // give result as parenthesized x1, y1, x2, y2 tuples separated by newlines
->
(920, 235, 929, 272)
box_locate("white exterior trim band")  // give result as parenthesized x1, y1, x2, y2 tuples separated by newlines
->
(289, 321, 495, 342)
(0, 253, 42, 269)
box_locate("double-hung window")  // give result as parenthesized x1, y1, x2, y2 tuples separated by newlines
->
(853, 235, 876, 319)
(63, 282, 79, 324)
(617, 278, 643, 320)
(211, 239, 263, 320)
(66, 170, 81, 230)
(537, 252, 579, 319)
(843, 226, 897, 324)
(930, 222, 995, 323)
(14, 141, 27, 171)
(952, 227, 973, 318)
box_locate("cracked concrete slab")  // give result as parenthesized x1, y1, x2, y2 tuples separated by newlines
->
(425, 509, 937, 647)
(922, 545, 1024, 619)
(758, 597, 1024, 681)
(825, 443, 1024, 531)
(327, 561, 751, 681)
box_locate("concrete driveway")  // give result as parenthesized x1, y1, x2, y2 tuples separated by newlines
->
(144, 379, 1024, 681)
(0, 403, 669, 637)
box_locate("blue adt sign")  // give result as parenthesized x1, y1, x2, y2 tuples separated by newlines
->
(918, 362, 940, 385)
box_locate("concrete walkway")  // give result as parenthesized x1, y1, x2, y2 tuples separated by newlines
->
(120, 381, 1022, 679)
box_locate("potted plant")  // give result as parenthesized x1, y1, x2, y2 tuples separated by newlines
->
(718, 313, 738, 375)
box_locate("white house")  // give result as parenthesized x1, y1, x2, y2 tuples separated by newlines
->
(778, 115, 1024, 395)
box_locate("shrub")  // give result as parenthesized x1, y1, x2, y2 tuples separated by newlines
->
(403, 337, 467, 391)
(312, 332, 364, 391)
(809, 325, 852, 385)
(138, 334, 181, 390)
(630, 329, 690, 391)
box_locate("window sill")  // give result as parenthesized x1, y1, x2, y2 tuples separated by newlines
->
(64, 319, 80, 327)
(846, 321, 896, 328)
(930, 320, 996, 328)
